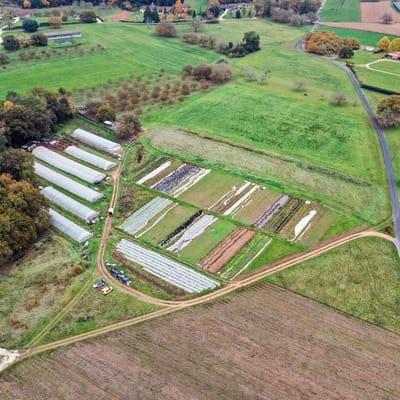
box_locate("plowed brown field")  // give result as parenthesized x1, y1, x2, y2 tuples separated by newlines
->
(1, 283, 400, 400)
(361, 1, 400, 23)
(199, 227, 255, 272)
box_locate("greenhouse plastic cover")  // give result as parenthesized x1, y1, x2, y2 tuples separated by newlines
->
(35, 162, 103, 203)
(41, 186, 100, 223)
(72, 129, 122, 155)
(49, 208, 93, 243)
(32, 146, 105, 184)
(64, 146, 117, 171)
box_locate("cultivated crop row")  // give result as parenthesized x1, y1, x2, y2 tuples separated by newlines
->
(116, 239, 219, 293)
(199, 228, 256, 273)
(152, 164, 202, 194)
(137, 161, 172, 185)
(120, 197, 173, 235)
(254, 195, 290, 228)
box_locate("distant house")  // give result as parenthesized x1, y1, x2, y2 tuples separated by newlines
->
(388, 52, 400, 60)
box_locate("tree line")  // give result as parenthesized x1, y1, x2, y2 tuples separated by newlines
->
(0, 89, 73, 265)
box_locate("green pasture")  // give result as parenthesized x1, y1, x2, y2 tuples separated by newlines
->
(355, 66, 400, 92)
(319, 0, 361, 22)
(0, 22, 218, 97)
(267, 237, 400, 333)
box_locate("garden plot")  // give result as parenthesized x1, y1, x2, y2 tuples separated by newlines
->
(180, 170, 244, 209)
(234, 187, 281, 225)
(253, 195, 291, 229)
(151, 163, 210, 196)
(179, 219, 238, 265)
(140, 205, 200, 245)
(167, 214, 217, 253)
(199, 228, 256, 273)
(278, 201, 320, 241)
(116, 239, 220, 293)
(265, 197, 307, 235)
(120, 197, 174, 236)
(210, 181, 260, 216)
(136, 158, 183, 188)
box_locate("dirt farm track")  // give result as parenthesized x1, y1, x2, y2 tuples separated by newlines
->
(1, 283, 400, 400)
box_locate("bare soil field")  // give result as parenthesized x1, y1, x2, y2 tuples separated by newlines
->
(2, 283, 400, 399)
(321, 21, 400, 35)
(199, 227, 256, 272)
(361, 1, 400, 23)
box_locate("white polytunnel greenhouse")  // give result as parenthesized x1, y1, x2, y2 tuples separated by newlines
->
(72, 129, 122, 155)
(35, 162, 103, 203)
(49, 208, 93, 243)
(41, 187, 100, 223)
(32, 146, 106, 184)
(64, 146, 117, 171)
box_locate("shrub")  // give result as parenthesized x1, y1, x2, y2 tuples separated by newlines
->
(216, 41, 230, 54)
(115, 112, 141, 139)
(331, 92, 347, 106)
(48, 16, 62, 29)
(183, 32, 200, 44)
(96, 105, 116, 122)
(210, 63, 232, 83)
(19, 35, 32, 48)
(0, 53, 10, 65)
(377, 95, 400, 128)
(22, 19, 39, 33)
(31, 32, 48, 47)
(3, 35, 20, 51)
(155, 22, 178, 38)
(339, 45, 354, 59)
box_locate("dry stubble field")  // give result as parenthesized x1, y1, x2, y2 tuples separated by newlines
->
(1, 283, 400, 400)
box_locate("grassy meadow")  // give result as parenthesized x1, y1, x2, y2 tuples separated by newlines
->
(267, 237, 400, 333)
(0, 22, 218, 97)
(319, 0, 361, 22)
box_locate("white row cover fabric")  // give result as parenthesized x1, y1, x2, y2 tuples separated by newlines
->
(120, 197, 173, 236)
(49, 208, 93, 243)
(64, 146, 117, 171)
(116, 239, 220, 293)
(35, 162, 103, 203)
(72, 129, 121, 155)
(41, 186, 99, 223)
(32, 146, 105, 184)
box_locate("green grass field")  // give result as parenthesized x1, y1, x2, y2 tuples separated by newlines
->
(369, 60, 400, 75)
(267, 237, 400, 333)
(317, 26, 397, 46)
(355, 66, 400, 92)
(320, 0, 361, 22)
(0, 23, 218, 97)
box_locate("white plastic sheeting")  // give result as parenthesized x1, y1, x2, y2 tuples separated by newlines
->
(35, 162, 103, 203)
(32, 146, 105, 184)
(64, 146, 117, 171)
(49, 208, 93, 243)
(116, 239, 219, 293)
(137, 161, 172, 185)
(41, 187, 99, 223)
(168, 214, 217, 253)
(120, 197, 173, 235)
(72, 129, 121, 155)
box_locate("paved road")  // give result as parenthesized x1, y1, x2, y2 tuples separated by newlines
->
(296, 38, 400, 252)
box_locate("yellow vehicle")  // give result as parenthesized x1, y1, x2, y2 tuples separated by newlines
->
(99, 286, 113, 295)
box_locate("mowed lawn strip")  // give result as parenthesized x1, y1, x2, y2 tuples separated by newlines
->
(266, 237, 400, 333)
(178, 219, 237, 264)
(355, 66, 400, 92)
